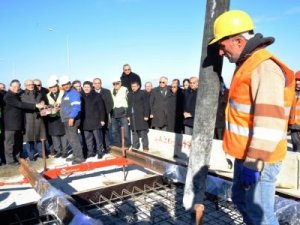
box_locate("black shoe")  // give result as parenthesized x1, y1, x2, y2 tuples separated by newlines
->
(97, 153, 104, 159)
(54, 153, 62, 158)
(61, 153, 68, 158)
(87, 153, 96, 158)
(72, 158, 85, 165)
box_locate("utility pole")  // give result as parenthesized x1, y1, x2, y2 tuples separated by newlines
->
(183, 0, 230, 222)
(66, 35, 71, 75)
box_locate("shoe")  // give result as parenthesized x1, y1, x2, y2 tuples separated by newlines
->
(72, 158, 85, 165)
(143, 147, 149, 152)
(97, 153, 104, 159)
(66, 157, 74, 162)
(54, 153, 62, 158)
(87, 153, 96, 158)
(7, 161, 20, 166)
(61, 153, 68, 158)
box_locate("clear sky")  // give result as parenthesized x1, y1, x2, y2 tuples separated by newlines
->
(1, 0, 299, 89)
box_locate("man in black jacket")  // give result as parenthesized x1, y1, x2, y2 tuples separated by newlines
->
(183, 76, 198, 135)
(82, 81, 106, 158)
(0, 82, 6, 165)
(4, 80, 44, 165)
(93, 78, 114, 152)
(127, 81, 150, 151)
(120, 64, 141, 92)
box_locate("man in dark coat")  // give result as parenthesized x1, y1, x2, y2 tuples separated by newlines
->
(144, 81, 153, 128)
(214, 82, 228, 140)
(150, 76, 171, 130)
(4, 80, 43, 165)
(82, 81, 106, 159)
(120, 64, 141, 92)
(183, 76, 198, 135)
(0, 83, 6, 164)
(127, 81, 150, 151)
(93, 78, 114, 152)
(167, 80, 184, 133)
(21, 80, 47, 161)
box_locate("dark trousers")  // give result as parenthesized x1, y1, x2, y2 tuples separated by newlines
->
(52, 135, 68, 155)
(291, 129, 300, 152)
(184, 125, 193, 135)
(0, 132, 5, 164)
(64, 120, 83, 159)
(4, 130, 23, 164)
(111, 117, 131, 148)
(102, 121, 112, 152)
(132, 130, 149, 150)
(24, 141, 42, 161)
(84, 129, 104, 156)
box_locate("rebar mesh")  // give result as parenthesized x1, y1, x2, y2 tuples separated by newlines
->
(80, 182, 245, 225)
(9, 213, 60, 225)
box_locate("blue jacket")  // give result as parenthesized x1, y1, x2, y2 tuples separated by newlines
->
(60, 88, 81, 122)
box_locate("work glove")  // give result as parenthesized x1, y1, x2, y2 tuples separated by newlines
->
(242, 166, 260, 187)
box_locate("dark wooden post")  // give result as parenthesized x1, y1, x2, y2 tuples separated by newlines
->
(183, 0, 230, 219)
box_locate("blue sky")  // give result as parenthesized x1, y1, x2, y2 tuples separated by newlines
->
(1, 0, 300, 89)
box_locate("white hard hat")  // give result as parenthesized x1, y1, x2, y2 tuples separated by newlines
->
(47, 77, 58, 88)
(59, 76, 71, 85)
(48, 74, 59, 83)
(112, 77, 121, 82)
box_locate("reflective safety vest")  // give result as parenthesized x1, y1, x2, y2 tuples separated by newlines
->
(223, 49, 295, 162)
(46, 90, 64, 117)
(289, 92, 300, 127)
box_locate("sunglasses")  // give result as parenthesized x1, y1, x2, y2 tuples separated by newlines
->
(113, 82, 120, 85)
(124, 69, 131, 71)
(159, 81, 165, 84)
(35, 84, 41, 87)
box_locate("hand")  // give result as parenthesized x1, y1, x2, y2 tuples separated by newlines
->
(184, 112, 192, 118)
(150, 114, 153, 118)
(35, 103, 43, 109)
(242, 166, 260, 187)
(68, 118, 74, 127)
(100, 121, 105, 126)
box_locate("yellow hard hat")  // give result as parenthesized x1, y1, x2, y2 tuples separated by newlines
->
(209, 10, 255, 45)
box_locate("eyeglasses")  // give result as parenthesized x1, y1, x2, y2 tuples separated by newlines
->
(171, 86, 177, 88)
(26, 84, 34, 86)
(159, 81, 165, 84)
(124, 69, 131, 71)
(35, 84, 41, 87)
(113, 82, 120, 85)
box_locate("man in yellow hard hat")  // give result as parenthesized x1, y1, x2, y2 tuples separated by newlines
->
(210, 10, 295, 225)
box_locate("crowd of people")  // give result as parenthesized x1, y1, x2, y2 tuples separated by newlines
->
(0, 63, 228, 167)
(1, 8, 300, 225)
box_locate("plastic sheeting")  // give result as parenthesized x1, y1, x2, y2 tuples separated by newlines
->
(36, 176, 103, 225)
(164, 163, 300, 225)
(275, 195, 300, 225)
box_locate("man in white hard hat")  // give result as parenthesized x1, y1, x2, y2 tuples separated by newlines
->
(59, 76, 84, 164)
(210, 10, 295, 225)
(46, 77, 68, 158)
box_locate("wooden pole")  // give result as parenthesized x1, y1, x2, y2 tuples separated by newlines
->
(121, 127, 127, 181)
(183, 0, 230, 220)
(41, 139, 47, 171)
